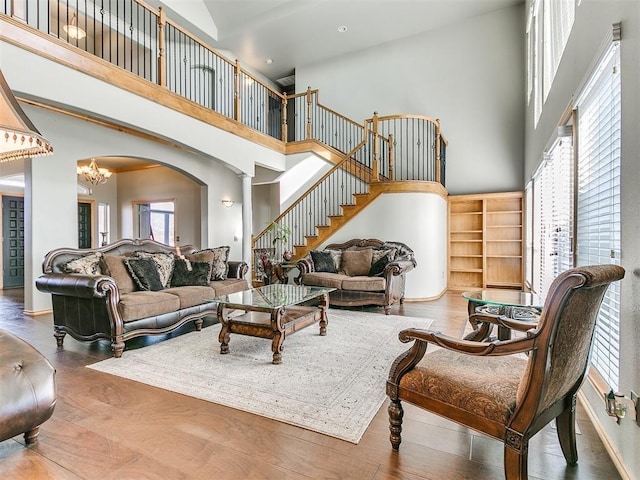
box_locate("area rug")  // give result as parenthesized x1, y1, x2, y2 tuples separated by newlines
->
(87, 309, 433, 444)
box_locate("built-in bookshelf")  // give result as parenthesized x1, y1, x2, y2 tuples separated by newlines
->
(448, 192, 523, 290)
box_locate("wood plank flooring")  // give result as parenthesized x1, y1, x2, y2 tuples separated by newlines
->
(0, 289, 621, 480)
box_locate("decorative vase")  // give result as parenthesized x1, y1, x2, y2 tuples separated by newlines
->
(282, 251, 293, 262)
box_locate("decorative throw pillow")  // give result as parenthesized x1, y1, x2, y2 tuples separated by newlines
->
(324, 249, 343, 272)
(170, 259, 211, 287)
(371, 248, 396, 265)
(184, 250, 215, 276)
(206, 246, 230, 280)
(101, 254, 136, 294)
(134, 251, 175, 288)
(310, 250, 337, 273)
(63, 252, 103, 275)
(340, 248, 373, 276)
(124, 258, 164, 291)
(369, 254, 392, 277)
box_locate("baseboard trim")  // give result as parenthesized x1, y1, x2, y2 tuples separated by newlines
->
(404, 287, 447, 303)
(577, 388, 632, 480)
(23, 308, 53, 316)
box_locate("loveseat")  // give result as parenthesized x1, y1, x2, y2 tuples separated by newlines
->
(296, 239, 416, 314)
(36, 239, 248, 358)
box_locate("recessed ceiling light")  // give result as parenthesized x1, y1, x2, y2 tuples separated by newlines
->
(337, 25, 348, 33)
(265, 58, 273, 64)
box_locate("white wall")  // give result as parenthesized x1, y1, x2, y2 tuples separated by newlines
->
(117, 167, 201, 246)
(15, 103, 243, 313)
(319, 192, 448, 300)
(296, 5, 525, 196)
(523, 2, 640, 478)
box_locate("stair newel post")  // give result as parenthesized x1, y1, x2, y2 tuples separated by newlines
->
(306, 86, 313, 140)
(282, 95, 288, 142)
(435, 118, 442, 184)
(234, 60, 241, 122)
(388, 133, 395, 181)
(372, 112, 380, 182)
(157, 7, 166, 87)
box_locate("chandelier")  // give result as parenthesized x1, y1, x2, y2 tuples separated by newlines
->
(0, 69, 53, 162)
(77, 158, 112, 185)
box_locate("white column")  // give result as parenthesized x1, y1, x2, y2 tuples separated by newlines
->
(241, 173, 253, 272)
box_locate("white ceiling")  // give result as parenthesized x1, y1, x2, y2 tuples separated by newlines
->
(203, 0, 524, 83)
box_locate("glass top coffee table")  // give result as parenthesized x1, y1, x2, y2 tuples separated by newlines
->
(462, 289, 543, 341)
(214, 284, 334, 364)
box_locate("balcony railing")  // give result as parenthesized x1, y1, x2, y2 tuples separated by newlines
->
(1, 0, 447, 268)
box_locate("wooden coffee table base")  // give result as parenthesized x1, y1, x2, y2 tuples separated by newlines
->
(216, 294, 329, 364)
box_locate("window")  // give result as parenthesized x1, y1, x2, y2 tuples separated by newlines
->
(136, 201, 175, 246)
(524, 26, 621, 390)
(528, 0, 575, 124)
(543, 0, 575, 100)
(528, 127, 574, 300)
(575, 40, 621, 390)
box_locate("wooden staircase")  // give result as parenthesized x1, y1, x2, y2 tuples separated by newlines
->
(295, 190, 382, 259)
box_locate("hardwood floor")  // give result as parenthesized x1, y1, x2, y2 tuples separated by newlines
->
(0, 289, 621, 480)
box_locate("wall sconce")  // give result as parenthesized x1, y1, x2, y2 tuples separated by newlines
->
(221, 199, 234, 208)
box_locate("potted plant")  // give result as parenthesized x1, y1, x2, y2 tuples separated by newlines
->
(266, 221, 293, 261)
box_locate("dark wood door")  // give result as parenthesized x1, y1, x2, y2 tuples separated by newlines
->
(78, 202, 92, 248)
(2, 196, 24, 288)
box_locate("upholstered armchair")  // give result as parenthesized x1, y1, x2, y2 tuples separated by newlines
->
(386, 265, 625, 480)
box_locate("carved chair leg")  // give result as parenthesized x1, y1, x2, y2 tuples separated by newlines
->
(112, 341, 125, 358)
(384, 305, 391, 315)
(388, 399, 404, 450)
(53, 329, 66, 349)
(556, 397, 578, 465)
(24, 427, 40, 445)
(194, 318, 204, 331)
(504, 442, 528, 480)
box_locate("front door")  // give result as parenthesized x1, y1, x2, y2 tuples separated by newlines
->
(78, 202, 92, 248)
(2, 196, 24, 288)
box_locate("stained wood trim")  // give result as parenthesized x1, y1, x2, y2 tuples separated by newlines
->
(0, 16, 286, 154)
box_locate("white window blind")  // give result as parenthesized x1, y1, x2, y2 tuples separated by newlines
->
(530, 129, 574, 301)
(543, 0, 575, 100)
(575, 41, 621, 391)
(524, 182, 533, 289)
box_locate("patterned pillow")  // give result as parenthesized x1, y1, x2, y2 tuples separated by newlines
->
(197, 246, 230, 281)
(170, 259, 211, 287)
(63, 252, 103, 275)
(124, 258, 164, 291)
(371, 248, 396, 264)
(134, 251, 176, 288)
(324, 249, 343, 272)
(310, 250, 337, 273)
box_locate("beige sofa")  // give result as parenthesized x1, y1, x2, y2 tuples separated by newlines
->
(36, 239, 248, 358)
(296, 238, 416, 314)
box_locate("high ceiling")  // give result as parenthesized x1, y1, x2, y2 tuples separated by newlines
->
(203, 0, 524, 84)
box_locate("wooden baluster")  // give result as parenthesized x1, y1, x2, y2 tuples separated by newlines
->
(234, 60, 241, 122)
(435, 119, 441, 184)
(306, 86, 312, 140)
(372, 112, 379, 182)
(157, 7, 166, 87)
(388, 133, 394, 181)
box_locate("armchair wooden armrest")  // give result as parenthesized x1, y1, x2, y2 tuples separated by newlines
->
(469, 312, 539, 333)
